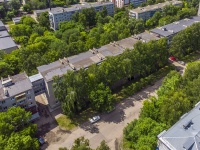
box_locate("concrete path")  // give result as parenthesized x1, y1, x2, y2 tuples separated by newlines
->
(46, 78, 164, 150)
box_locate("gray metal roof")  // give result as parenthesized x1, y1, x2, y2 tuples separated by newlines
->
(0, 37, 17, 50)
(12, 17, 21, 23)
(0, 20, 4, 27)
(29, 73, 43, 83)
(158, 101, 200, 150)
(49, 2, 113, 15)
(150, 16, 200, 37)
(0, 73, 33, 100)
(0, 30, 9, 38)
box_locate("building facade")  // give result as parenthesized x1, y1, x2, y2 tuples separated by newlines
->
(49, 2, 114, 30)
(129, 1, 182, 20)
(115, 0, 146, 8)
(0, 73, 39, 120)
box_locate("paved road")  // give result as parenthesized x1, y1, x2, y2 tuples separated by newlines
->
(46, 78, 164, 150)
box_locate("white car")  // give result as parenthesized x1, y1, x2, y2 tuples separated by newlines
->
(89, 116, 100, 123)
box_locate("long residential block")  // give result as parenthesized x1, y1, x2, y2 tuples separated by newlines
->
(49, 2, 114, 30)
(129, 0, 182, 20)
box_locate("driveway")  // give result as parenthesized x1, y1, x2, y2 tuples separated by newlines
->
(46, 78, 164, 150)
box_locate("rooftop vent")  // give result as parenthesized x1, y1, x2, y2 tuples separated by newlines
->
(59, 58, 64, 64)
(184, 18, 190, 21)
(162, 28, 167, 31)
(173, 21, 179, 24)
(183, 120, 193, 129)
(3, 88, 9, 97)
(64, 57, 69, 63)
(168, 30, 174, 33)
(1, 76, 13, 87)
(183, 25, 188, 28)
(69, 63, 76, 70)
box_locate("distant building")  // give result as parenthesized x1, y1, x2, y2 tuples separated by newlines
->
(198, 2, 200, 16)
(33, 7, 63, 18)
(129, 1, 182, 20)
(0, 20, 6, 31)
(0, 73, 39, 121)
(114, 0, 146, 8)
(12, 17, 22, 24)
(49, 2, 114, 30)
(150, 16, 200, 43)
(158, 101, 200, 150)
(0, 30, 18, 53)
(0, 31, 18, 53)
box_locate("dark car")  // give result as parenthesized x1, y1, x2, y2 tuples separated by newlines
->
(38, 137, 45, 145)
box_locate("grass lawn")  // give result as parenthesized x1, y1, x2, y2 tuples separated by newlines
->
(56, 115, 77, 130)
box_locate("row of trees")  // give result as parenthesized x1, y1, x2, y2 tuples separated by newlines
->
(123, 61, 200, 149)
(123, 22, 200, 150)
(0, 2, 198, 77)
(53, 38, 168, 117)
(0, 107, 39, 150)
(59, 138, 110, 150)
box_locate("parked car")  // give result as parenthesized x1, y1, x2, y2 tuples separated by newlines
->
(106, 106, 116, 113)
(38, 136, 45, 145)
(89, 116, 100, 124)
(169, 56, 177, 61)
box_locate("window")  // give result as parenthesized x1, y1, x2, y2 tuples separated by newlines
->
(27, 96, 31, 100)
(11, 97, 15, 101)
(56, 101, 59, 104)
(4, 107, 7, 110)
(12, 103, 16, 106)
(20, 100, 25, 104)
(27, 90, 31, 94)
(2, 100, 5, 104)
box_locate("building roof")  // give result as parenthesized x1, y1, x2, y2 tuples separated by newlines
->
(0, 73, 33, 100)
(29, 73, 43, 83)
(0, 30, 10, 38)
(150, 16, 200, 37)
(49, 2, 113, 15)
(96, 43, 124, 57)
(0, 20, 6, 30)
(0, 37, 17, 50)
(158, 101, 200, 150)
(34, 7, 63, 14)
(12, 17, 22, 23)
(137, 32, 160, 42)
(116, 37, 139, 49)
(130, 0, 182, 14)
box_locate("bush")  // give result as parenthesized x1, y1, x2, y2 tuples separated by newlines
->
(116, 65, 174, 100)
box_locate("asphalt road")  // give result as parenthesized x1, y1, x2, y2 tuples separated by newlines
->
(46, 78, 164, 150)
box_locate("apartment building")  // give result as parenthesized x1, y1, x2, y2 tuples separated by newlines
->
(49, 2, 114, 30)
(129, 0, 182, 20)
(0, 73, 39, 120)
(150, 16, 200, 43)
(158, 101, 200, 150)
(37, 31, 159, 110)
(115, 0, 146, 8)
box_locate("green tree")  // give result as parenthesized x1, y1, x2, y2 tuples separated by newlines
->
(96, 140, 110, 150)
(37, 11, 50, 29)
(71, 137, 92, 150)
(9, 0, 21, 10)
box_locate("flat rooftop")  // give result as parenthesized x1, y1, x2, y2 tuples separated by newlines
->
(130, 0, 182, 13)
(116, 37, 139, 49)
(0, 30, 10, 38)
(158, 101, 200, 150)
(49, 2, 113, 15)
(29, 73, 43, 83)
(34, 7, 62, 14)
(136, 32, 160, 42)
(12, 17, 22, 22)
(95, 43, 124, 57)
(0, 37, 17, 50)
(150, 16, 200, 37)
(0, 73, 33, 100)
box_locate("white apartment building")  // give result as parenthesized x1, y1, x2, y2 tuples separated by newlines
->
(49, 2, 114, 30)
(114, 0, 146, 8)
(129, 0, 182, 20)
(0, 73, 39, 120)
